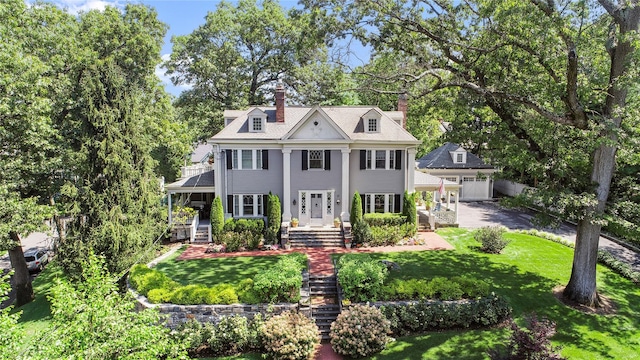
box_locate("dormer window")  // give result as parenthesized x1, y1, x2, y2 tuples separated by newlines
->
(363, 109, 382, 133)
(452, 149, 467, 164)
(247, 108, 267, 133)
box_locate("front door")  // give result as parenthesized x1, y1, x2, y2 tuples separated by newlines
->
(310, 193, 323, 219)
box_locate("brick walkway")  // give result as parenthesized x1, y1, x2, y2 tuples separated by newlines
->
(175, 231, 453, 360)
(176, 231, 454, 276)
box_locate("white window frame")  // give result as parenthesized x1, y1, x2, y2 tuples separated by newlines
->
(233, 194, 264, 217)
(367, 118, 379, 132)
(365, 150, 397, 170)
(232, 149, 263, 170)
(462, 176, 476, 182)
(308, 150, 324, 170)
(249, 116, 266, 133)
(364, 193, 395, 213)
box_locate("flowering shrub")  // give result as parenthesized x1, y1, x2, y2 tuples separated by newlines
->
(475, 226, 510, 254)
(489, 313, 565, 360)
(330, 304, 391, 358)
(337, 254, 388, 302)
(207, 315, 250, 356)
(262, 311, 319, 360)
(380, 293, 512, 336)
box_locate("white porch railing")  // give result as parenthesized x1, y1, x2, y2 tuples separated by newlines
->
(172, 213, 200, 242)
(180, 164, 214, 179)
(433, 210, 457, 225)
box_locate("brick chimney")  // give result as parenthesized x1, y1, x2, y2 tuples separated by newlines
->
(275, 82, 285, 123)
(398, 92, 408, 128)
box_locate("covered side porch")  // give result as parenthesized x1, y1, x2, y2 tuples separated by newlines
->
(414, 171, 461, 229)
(164, 166, 215, 242)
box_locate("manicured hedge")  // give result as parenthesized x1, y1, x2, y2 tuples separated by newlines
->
(382, 276, 490, 301)
(380, 293, 512, 336)
(252, 253, 306, 303)
(363, 213, 407, 227)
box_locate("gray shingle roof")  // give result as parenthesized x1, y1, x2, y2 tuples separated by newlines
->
(214, 106, 419, 143)
(417, 143, 494, 169)
(165, 170, 215, 190)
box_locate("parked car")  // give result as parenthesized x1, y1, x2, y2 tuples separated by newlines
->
(24, 249, 49, 272)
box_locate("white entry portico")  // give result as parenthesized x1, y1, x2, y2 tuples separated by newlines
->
(297, 190, 335, 226)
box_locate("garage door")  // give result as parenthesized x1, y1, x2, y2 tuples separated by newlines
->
(461, 176, 488, 200)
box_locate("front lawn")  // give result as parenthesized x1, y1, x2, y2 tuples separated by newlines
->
(330, 228, 640, 359)
(154, 248, 295, 287)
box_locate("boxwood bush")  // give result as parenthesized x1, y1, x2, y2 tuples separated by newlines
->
(380, 293, 512, 336)
(364, 213, 407, 227)
(252, 253, 306, 303)
(337, 254, 388, 302)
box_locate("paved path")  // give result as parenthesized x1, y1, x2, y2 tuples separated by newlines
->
(456, 201, 640, 272)
(178, 232, 454, 276)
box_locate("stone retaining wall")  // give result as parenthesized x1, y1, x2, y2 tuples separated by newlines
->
(133, 291, 311, 328)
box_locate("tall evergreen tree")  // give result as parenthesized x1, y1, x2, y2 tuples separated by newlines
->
(210, 196, 224, 242)
(350, 191, 363, 225)
(57, 5, 170, 275)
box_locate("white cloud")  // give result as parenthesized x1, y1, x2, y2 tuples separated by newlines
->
(45, 0, 122, 15)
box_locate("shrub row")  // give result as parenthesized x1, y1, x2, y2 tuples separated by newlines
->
(379, 293, 512, 336)
(515, 229, 640, 284)
(130, 253, 306, 305)
(171, 312, 319, 360)
(382, 276, 490, 301)
(363, 213, 407, 227)
(337, 254, 388, 302)
(129, 265, 238, 305)
(223, 218, 264, 236)
(604, 216, 640, 246)
(368, 223, 417, 246)
(217, 230, 261, 252)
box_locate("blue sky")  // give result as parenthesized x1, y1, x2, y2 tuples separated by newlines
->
(46, 0, 370, 97)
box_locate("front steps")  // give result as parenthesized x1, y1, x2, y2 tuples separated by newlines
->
(192, 227, 210, 243)
(310, 274, 340, 341)
(289, 228, 343, 248)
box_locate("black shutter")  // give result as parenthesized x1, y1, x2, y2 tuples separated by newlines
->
(394, 194, 401, 213)
(227, 195, 233, 214)
(262, 150, 269, 169)
(263, 194, 268, 215)
(302, 150, 308, 170)
(395, 150, 402, 170)
(360, 194, 366, 214)
(360, 150, 366, 170)
(324, 150, 331, 170)
(226, 149, 232, 169)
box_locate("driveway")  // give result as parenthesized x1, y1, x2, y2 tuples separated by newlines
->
(0, 232, 53, 273)
(457, 201, 640, 272)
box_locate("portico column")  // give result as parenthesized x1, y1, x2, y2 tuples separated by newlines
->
(341, 149, 351, 221)
(407, 148, 416, 192)
(455, 191, 459, 223)
(213, 148, 223, 203)
(168, 191, 173, 224)
(282, 148, 292, 221)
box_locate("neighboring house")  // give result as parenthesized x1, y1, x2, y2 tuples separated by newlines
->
(416, 143, 497, 201)
(166, 84, 422, 228)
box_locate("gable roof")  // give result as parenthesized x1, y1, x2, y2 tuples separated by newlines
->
(213, 106, 420, 144)
(417, 143, 495, 169)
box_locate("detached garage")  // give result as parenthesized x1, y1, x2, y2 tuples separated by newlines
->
(416, 143, 497, 201)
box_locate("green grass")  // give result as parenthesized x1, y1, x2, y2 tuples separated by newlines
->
(14, 263, 64, 353)
(154, 248, 297, 286)
(332, 228, 640, 359)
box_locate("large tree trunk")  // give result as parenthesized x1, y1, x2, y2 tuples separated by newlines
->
(8, 232, 34, 307)
(563, 1, 640, 306)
